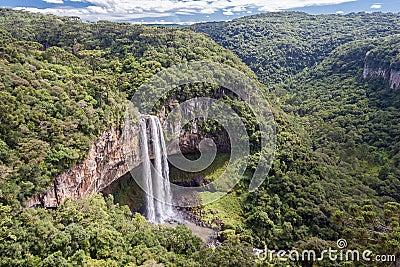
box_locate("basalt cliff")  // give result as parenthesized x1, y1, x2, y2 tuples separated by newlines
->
(363, 65, 400, 89)
(25, 125, 141, 208)
(26, 100, 230, 208)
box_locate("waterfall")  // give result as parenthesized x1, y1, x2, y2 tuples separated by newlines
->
(139, 115, 174, 223)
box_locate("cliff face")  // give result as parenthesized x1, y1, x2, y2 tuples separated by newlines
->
(26, 103, 230, 208)
(26, 125, 142, 208)
(162, 98, 230, 155)
(363, 65, 400, 89)
(390, 69, 400, 89)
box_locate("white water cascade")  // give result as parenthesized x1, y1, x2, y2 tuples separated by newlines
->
(139, 115, 175, 223)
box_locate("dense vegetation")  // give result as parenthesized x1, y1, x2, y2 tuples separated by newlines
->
(194, 12, 400, 84)
(194, 11, 400, 266)
(278, 36, 400, 260)
(0, 9, 258, 266)
(0, 28, 127, 208)
(0, 8, 254, 207)
(0, 8, 400, 267)
(0, 195, 254, 266)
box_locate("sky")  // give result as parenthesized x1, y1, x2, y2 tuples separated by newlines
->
(1, 0, 400, 24)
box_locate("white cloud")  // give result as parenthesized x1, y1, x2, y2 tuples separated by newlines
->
(176, 11, 194, 15)
(230, 6, 246, 12)
(223, 10, 234, 16)
(87, 5, 108, 14)
(257, 0, 356, 12)
(43, 0, 64, 3)
(200, 8, 216, 14)
(14, 6, 172, 20)
(370, 3, 382, 9)
(336, 10, 344, 14)
(17, 0, 357, 22)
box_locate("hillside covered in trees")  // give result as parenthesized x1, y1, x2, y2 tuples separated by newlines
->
(0, 8, 258, 266)
(0, 8, 399, 266)
(194, 12, 400, 84)
(0, 8, 253, 207)
(194, 11, 400, 265)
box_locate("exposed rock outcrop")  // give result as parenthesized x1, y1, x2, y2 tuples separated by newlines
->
(389, 69, 400, 89)
(162, 97, 230, 154)
(363, 65, 400, 89)
(26, 116, 230, 208)
(25, 125, 141, 208)
(26, 92, 232, 209)
(177, 130, 230, 154)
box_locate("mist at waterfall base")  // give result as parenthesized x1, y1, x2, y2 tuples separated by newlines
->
(139, 115, 176, 224)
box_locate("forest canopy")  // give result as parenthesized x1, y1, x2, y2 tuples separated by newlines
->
(0, 8, 399, 267)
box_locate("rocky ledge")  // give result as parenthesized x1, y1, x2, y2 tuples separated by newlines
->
(363, 65, 400, 89)
(25, 125, 141, 208)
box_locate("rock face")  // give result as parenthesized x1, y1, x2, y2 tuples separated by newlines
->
(177, 130, 230, 154)
(363, 65, 400, 89)
(26, 104, 231, 208)
(389, 69, 400, 89)
(25, 125, 142, 208)
(162, 97, 230, 155)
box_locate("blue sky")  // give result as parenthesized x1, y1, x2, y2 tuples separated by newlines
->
(2, 0, 400, 24)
